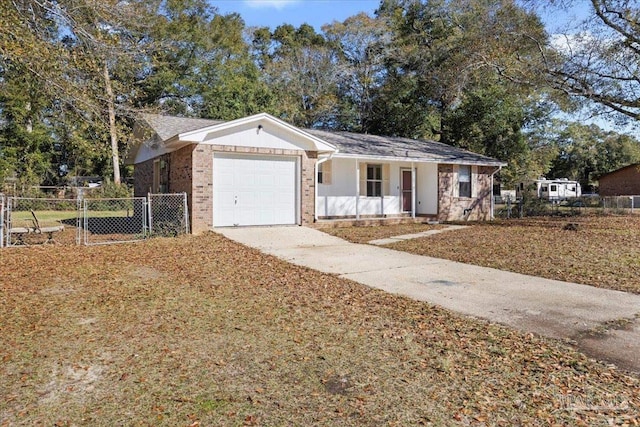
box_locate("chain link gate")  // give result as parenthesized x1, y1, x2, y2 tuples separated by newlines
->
(147, 193, 190, 237)
(2, 193, 189, 247)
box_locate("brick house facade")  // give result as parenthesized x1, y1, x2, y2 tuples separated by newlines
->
(437, 165, 494, 221)
(598, 164, 640, 196)
(128, 113, 504, 232)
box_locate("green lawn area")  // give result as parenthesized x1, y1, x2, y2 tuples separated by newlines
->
(9, 209, 132, 224)
(1, 233, 638, 425)
(324, 215, 640, 294)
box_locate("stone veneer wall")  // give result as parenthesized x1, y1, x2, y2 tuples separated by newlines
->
(189, 145, 317, 234)
(438, 165, 495, 221)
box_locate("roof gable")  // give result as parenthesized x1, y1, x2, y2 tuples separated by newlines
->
(128, 113, 336, 165)
(598, 163, 640, 181)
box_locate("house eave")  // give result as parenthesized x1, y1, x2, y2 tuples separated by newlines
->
(331, 153, 506, 167)
(178, 112, 337, 153)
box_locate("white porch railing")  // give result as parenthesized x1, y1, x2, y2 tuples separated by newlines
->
(317, 196, 401, 217)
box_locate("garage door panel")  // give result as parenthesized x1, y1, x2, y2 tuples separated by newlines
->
(213, 154, 297, 227)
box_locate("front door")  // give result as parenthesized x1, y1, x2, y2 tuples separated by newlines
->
(401, 169, 413, 212)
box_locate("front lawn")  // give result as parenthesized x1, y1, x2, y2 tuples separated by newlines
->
(1, 234, 638, 425)
(321, 222, 444, 244)
(325, 215, 640, 294)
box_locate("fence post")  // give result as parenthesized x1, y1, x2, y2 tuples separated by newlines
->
(6, 197, 12, 246)
(76, 192, 83, 245)
(147, 193, 153, 235)
(182, 192, 190, 234)
(0, 194, 4, 248)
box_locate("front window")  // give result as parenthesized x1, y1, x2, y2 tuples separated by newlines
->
(367, 164, 382, 197)
(458, 165, 471, 198)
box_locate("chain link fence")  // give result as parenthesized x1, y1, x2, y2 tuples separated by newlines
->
(147, 193, 190, 237)
(3, 197, 79, 246)
(494, 195, 640, 219)
(82, 197, 147, 246)
(601, 196, 640, 214)
(2, 193, 189, 247)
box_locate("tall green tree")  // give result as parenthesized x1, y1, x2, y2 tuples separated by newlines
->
(0, 64, 56, 186)
(1, 0, 157, 186)
(372, 0, 549, 139)
(252, 24, 341, 128)
(323, 13, 389, 132)
(142, 0, 272, 119)
(368, 0, 552, 187)
(548, 122, 640, 188)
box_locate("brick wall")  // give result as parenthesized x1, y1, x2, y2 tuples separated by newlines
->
(191, 145, 215, 234)
(133, 158, 154, 197)
(135, 144, 317, 234)
(302, 151, 317, 225)
(599, 164, 640, 196)
(189, 144, 317, 233)
(438, 164, 495, 221)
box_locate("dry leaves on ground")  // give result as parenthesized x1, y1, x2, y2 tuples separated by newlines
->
(0, 232, 639, 425)
(327, 215, 640, 294)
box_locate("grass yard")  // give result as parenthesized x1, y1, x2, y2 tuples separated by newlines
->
(326, 215, 640, 294)
(9, 209, 134, 224)
(1, 233, 639, 425)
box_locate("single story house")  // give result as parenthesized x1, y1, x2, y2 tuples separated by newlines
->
(598, 163, 640, 196)
(127, 113, 506, 233)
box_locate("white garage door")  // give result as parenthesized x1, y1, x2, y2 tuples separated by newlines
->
(213, 154, 298, 227)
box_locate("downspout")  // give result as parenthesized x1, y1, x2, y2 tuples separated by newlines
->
(315, 153, 334, 222)
(490, 166, 502, 220)
(411, 162, 416, 219)
(356, 159, 360, 220)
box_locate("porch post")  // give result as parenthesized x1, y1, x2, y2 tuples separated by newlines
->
(355, 159, 360, 220)
(411, 162, 416, 219)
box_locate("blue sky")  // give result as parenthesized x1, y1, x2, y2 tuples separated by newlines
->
(210, 0, 586, 33)
(211, 0, 380, 30)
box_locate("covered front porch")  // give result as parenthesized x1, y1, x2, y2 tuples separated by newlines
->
(315, 157, 439, 220)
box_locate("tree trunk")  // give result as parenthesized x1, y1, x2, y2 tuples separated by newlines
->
(103, 61, 121, 185)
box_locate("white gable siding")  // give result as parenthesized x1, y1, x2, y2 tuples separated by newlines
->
(200, 123, 310, 151)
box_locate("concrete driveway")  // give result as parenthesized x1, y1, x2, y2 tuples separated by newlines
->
(218, 226, 640, 373)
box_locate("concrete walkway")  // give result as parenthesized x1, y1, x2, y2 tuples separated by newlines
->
(368, 224, 468, 245)
(218, 226, 640, 373)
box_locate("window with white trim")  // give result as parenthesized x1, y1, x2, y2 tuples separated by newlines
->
(318, 160, 332, 184)
(458, 165, 471, 198)
(367, 164, 382, 197)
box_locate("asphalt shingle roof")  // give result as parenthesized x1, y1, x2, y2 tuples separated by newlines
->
(140, 114, 504, 166)
(141, 114, 222, 141)
(305, 129, 504, 166)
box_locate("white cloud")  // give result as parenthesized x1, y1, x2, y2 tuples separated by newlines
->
(549, 32, 596, 56)
(244, 0, 300, 9)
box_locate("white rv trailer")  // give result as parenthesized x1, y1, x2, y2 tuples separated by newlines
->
(535, 178, 581, 201)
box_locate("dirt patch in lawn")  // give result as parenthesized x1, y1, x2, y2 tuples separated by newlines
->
(1, 234, 639, 425)
(330, 215, 640, 294)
